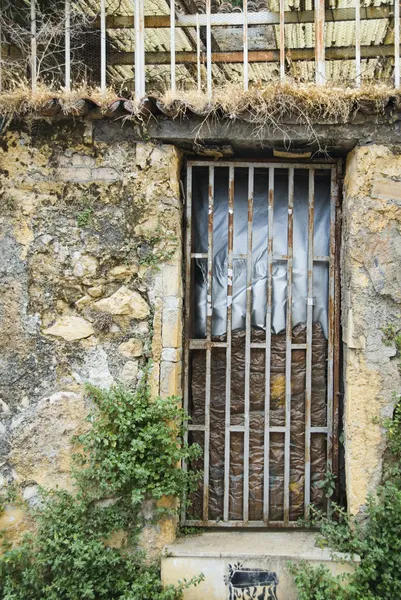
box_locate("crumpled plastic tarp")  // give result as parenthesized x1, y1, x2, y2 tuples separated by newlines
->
(188, 323, 327, 522)
(192, 167, 330, 339)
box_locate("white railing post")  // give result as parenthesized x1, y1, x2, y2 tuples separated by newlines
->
(31, 0, 37, 92)
(243, 0, 248, 91)
(100, 0, 106, 93)
(170, 0, 176, 93)
(206, 0, 212, 99)
(315, 0, 325, 85)
(355, 0, 361, 87)
(65, 0, 71, 90)
(196, 13, 201, 92)
(135, 0, 145, 98)
(395, 0, 400, 88)
(279, 0, 285, 81)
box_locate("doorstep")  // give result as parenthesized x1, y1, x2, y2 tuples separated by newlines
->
(161, 530, 357, 600)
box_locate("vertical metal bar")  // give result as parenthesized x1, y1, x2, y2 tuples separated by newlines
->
(206, 0, 212, 99)
(326, 166, 337, 515)
(395, 0, 400, 88)
(279, 0, 285, 81)
(263, 167, 274, 524)
(243, 0, 249, 91)
(243, 166, 254, 524)
(196, 14, 201, 92)
(223, 166, 235, 522)
(170, 0, 176, 93)
(355, 0, 361, 87)
(315, 0, 325, 85)
(304, 169, 315, 520)
(332, 160, 342, 493)
(31, 0, 37, 92)
(203, 166, 214, 522)
(182, 165, 193, 525)
(65, 0, 71, 91)
(100, 0, 106, 93)
(284, 167, 294, 526)
(135, 0, 145, 99)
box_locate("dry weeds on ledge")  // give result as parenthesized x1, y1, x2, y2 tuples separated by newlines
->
(1, 81, 400, 144)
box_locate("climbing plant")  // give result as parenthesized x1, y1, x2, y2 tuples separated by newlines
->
(0, 380, 203, 600)
(290, 325, 401, 600)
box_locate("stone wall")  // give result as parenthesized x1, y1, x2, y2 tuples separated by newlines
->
(0, 121, 183, 553)
(342, 145, 401, 515)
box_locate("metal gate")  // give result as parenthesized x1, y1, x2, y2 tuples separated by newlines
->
(183, 160, 340, 527)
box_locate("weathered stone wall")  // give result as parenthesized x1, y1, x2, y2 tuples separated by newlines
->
(0, 122, 183, 553)
(343, 145, 401, 515)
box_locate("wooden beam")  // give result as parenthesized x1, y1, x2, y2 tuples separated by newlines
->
(110, 44, 399, 66)
(95, 7, 391, 29)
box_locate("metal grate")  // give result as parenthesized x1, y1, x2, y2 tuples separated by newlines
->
(183, 160, 340, 528)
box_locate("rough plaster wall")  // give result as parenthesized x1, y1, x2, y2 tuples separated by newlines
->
(343, 145, 401, 515)
(0, 122, 182, 555)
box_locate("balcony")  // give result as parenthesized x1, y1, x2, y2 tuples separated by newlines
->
(0, 0, 400, 100)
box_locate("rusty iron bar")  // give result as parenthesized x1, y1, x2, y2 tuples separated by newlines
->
(315, 0, 326, 84)
(243, 166, 254, 523)
(182, 165, 193, 526)
(326, 165, 337, 517)
(284, 168, 294, 526)
(332, 160, 342, 494)
(304, 169, 315, 520)
(185, 519, 303, 527)
(203, 166, 215, 522)
(263, 167, 275, 524)
(223, 166, 235, 522)
(327, 167, 338, 516)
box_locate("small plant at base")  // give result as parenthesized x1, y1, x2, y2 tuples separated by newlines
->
(290, 384, 401, 599)
(76, 206, 93, 227)
(317, 469, 336, 499)
(0, 380, 204, 600)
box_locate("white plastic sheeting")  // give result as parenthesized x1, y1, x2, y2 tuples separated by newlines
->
(192, 166, 330, 338)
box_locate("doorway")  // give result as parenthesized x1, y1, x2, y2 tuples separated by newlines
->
(182, 160, 340, 527)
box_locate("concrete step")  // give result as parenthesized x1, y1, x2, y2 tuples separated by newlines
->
(161, 530, 357, 599)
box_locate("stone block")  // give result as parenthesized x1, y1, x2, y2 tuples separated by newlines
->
(118, 338, 143, 358)
(43, 316, 95, 342)
(94, 286, 150, 320)
(162, 307, 182, 349)
(162, 264, 182, 298)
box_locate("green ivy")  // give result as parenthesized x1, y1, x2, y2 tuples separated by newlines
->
(0, 380, 203, 600)
(290, 392, 401, 600)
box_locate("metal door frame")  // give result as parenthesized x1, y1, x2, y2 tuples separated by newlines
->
(182, 159, 341, 528)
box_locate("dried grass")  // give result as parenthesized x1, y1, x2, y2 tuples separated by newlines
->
(0, 80, 400, 145)
(158, 81, 400, 149)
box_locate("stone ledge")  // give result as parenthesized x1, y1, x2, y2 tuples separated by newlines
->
(162, 531, 358, 600)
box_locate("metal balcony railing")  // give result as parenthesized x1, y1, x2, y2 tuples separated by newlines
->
(0, 0, 400, 96)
